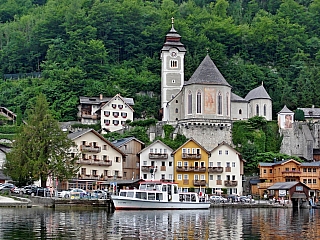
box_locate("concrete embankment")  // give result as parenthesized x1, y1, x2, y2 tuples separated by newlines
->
(210, 202, 292, 208)
(0, 196, 31, 207)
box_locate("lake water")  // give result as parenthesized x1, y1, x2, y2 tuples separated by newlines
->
(0, 207, 319, 239)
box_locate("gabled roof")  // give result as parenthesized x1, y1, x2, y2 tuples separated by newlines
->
(300, 161, 320, 167)
(298, 107, 320, 118)
(231, 93, 248, 103)
(259, 159, 301, 167)
(210, 141, 245, 162)
(0, 170, 11, 180)
(278, 105, 293, 114)
(138, 140, 173, 155)
(68, 129, 126, 157)
(99, 94, 134, 112)
(184, 55, 231, 87)
(171, 138, 210, 156)
(112, 137, 145, 148)
(245, 84, 271, 101)
(267, 181, 310, 190)
(79, 95, 134, 106)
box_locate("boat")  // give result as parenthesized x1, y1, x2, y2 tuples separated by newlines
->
(111, 180, 211, 210)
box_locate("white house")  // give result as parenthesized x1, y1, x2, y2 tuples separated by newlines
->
(208, 142, 245, 195)
(138, 140, 174, 181)
(67, 129, 126, 190)
(100, 94, 134, 133)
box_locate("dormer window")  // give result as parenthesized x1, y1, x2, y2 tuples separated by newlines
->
(104, 111, 110, 117)
(118, 104, 123, 109)
(113, 112, 119, 118)
(121, 112, 127, 118)
(170, 60, 178, 68)
(112, 104, 116, 109)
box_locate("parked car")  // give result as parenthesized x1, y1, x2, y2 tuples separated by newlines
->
(20, 185, 37, 194)
(240, 196, 255, 203)
(210, 195, 227, 203)
(58, 189, 72, 198)
(70, 188, 87, 199)
(0, 184, 15, 193)
(27, 187, 50, 197)
(92, 190, 109, 199)
(11, 187, 21, 194)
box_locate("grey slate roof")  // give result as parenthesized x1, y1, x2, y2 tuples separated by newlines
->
(245, 85, 271, 101)
(185, 55, 231, 87)
(231, 93, 248, 102)
(259, 159, 295, 167)
(112, 137, 145, 148)
(161, 26, 186, 52)
(79, 96, 134, 106)
(298, 107, 320, 118)
(68, 129, 92, 140)
(300, 161, 320, 167)
(267, 181, 300, 190)
(0, 170, 11, 180)
(278, 105, 293, 114)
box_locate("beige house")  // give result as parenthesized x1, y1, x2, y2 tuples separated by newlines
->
(138, 140, 174, 181)
(208, 142, 245, 195)
(100, 94, 134, 133)
(67, 129, 126, 190)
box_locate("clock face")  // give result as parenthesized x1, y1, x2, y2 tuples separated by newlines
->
(170, 51, 177, 57)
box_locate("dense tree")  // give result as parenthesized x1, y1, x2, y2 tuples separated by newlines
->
(4, 94, 79, 187)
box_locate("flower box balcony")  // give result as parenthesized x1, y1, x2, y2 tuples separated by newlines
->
(176, 166, 194, 172)
(149, 153, 168, 159)
(194, 167, 206, 172)
(80, 145, 101, 153)
(103, 160, 112, 166)
(225, 167, 232, 172)
(182, 153, 201, 159)
(282, 170, 302, 177)
(208, 167, 223, 173)
(216, 180, 222, 185)
(224, 180, 238, 187)
(193, 180, 206, 186)
(183, 179, 189, 185)
(141, 166, 151, 172)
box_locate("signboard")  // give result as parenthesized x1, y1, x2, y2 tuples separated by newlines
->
(279, 190, 286, 196)
(296, 186, 303, 191)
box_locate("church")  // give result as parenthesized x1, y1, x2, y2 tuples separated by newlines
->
(159, 20, 272, 150)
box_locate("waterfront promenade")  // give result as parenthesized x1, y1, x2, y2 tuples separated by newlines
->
(0, 195, 31, 207)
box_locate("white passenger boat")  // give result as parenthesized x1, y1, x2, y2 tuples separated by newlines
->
(111, 180, 211, 210)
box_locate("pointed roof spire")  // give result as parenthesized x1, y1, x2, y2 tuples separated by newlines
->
(185, 55, 231, 87)
(278, 105, 293, 114)
(161, 17, 186, 52)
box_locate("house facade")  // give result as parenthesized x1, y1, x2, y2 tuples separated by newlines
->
(100, 94, 134, 133)
(258, 159, 320, 198)
(112, 137, 144, 180)
(67, 129, 126, 190)
(172, 138, 210, 193)
(78, 94, 134, 131)
(208, 142, 245, 195)
(138, 140, 174, 181)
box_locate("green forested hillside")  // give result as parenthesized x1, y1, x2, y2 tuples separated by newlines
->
(1, 0, 320, 121)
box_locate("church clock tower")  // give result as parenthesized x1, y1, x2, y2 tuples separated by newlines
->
(160, 18, 186, 121)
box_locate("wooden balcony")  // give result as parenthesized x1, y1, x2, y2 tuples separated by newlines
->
(76, 159, 112, 166)
(160, 166, 166, 171)
(194, 167, 206, 172)
(141, 166, 151, 172)
(182, 153, 201, 159)
(176, 166, 193, 172)
(225, 167, 231, 172)
(257, 182, 273, 189)
(80, 145, 101, 153)
(81, 114, 99, 120)
(193, 180, 206, 186)
(79, 175, 100, 180)
(216, 180, 222, 185)
(208, 167, 223, 173)
(224, 180, 238, 187)
(149, 153, 168, 159)
(282, 170, 302, 177)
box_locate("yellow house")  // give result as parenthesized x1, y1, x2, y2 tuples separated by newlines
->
(172, 138, 210, 193)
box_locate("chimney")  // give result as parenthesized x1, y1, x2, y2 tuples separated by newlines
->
(100, 94, 103, 100)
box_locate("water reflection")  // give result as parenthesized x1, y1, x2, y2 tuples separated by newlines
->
(0, 208, 320, 239)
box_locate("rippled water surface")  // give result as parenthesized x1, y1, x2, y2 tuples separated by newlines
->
(0, 207, 319, 239)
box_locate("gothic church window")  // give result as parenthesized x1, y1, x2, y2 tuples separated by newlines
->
(256, 104, 259, 116)
(196, 91, 202, 114)
(170, 60, 178, 68)
(239, 109, 242, 115)
(188, 91, 192, 114)
(175, 108, 178, 113)
(217, 92, 222, 115)
(226, 92, 229, 116)
(264, 104, 267, 116)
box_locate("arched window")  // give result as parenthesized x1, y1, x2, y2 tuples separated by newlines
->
(239, 109, 242, 115)
(175, 108, 178, 113)
(226, 92, 229, 116)
(256, 104, 259, 116)
(217, 92, 222, 115)
(196, 91, 202, 114)
(264, 104, 267, 116)
(188, 91, 192, 114)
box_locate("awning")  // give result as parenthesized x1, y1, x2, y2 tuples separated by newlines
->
(291, 192, 307, 199)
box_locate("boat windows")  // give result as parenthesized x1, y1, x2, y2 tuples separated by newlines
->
(156, 193, 163, 200)
(185, 194, 190, 202)
(120, 192, 126, 197)
(191, 194, 196, 202)
(141, 192, 147, 200)
(127, 192, 134, 198)
(174, 185, 178, 194)
(162, 185, 167, 192)
(148, 193, 155, 200)
(136, 192, 141, 199)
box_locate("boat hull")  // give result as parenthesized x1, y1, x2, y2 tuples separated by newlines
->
(112, 196, 211, 210)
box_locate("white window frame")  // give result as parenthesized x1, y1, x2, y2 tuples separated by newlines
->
(177, 174, 182, 180)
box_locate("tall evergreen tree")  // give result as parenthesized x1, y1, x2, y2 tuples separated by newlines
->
(4, 94, 79, 187)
